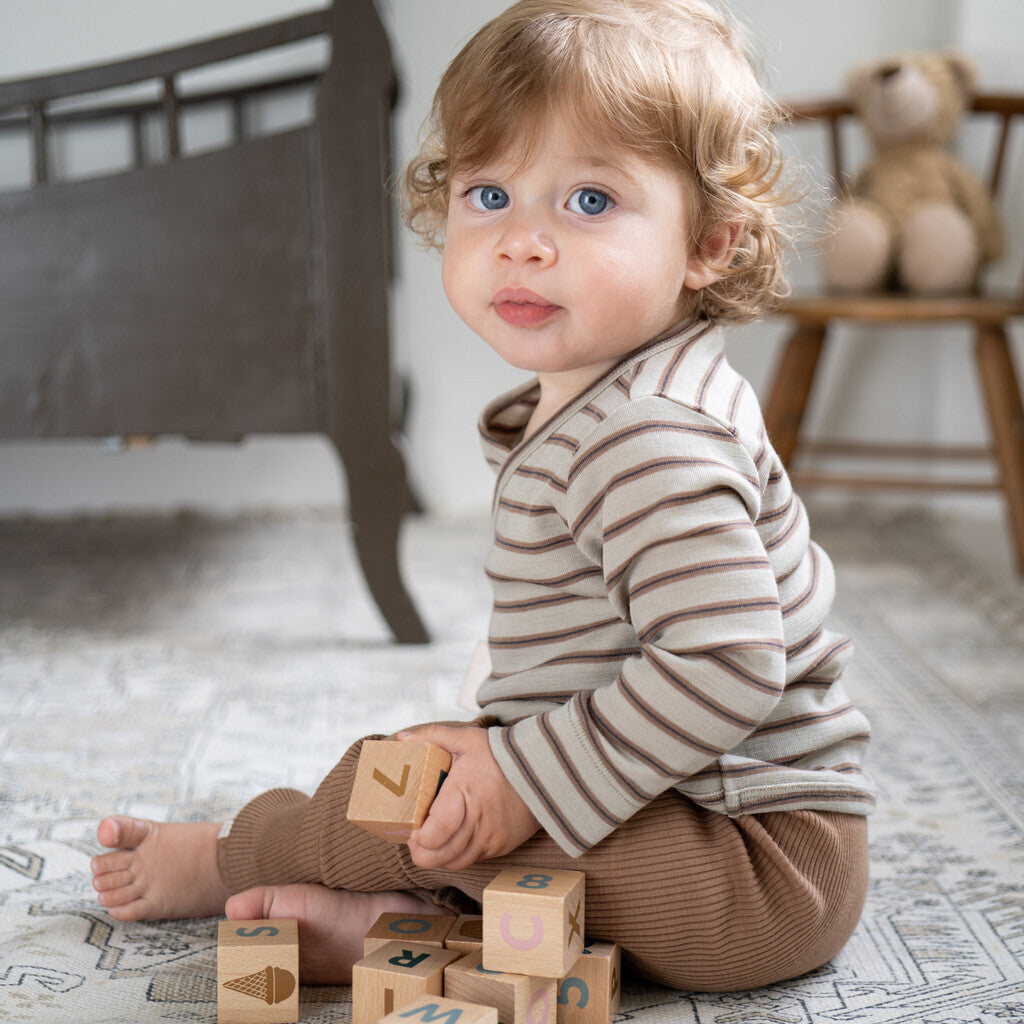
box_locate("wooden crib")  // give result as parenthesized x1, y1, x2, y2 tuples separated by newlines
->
(0, 3, 428, 642)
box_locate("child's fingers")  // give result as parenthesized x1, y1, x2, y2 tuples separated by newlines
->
(397, 724, 464, 753)
(412, 778, 467, 851)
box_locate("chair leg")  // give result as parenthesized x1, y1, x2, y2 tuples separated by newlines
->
(975, 324, 1024, 574)
(762, 322, 828, 465)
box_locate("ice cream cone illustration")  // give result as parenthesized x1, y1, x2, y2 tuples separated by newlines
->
(223, 965, 296, 1004)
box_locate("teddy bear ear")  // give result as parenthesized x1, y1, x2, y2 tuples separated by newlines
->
(941, 50, 978, 100)
(845, 59, 875, 99)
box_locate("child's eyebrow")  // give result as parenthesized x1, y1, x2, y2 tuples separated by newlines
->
(569, 154, 647, 191)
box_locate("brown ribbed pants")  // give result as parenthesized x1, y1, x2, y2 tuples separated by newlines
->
(219, 732, 868, 993)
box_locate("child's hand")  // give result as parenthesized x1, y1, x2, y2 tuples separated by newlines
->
(397, 724, 539, 871)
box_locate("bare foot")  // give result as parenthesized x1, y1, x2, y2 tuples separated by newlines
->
(91, 816, 230, 921)
(225, 884, 449, 985)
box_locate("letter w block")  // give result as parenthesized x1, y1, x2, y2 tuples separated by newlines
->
(378, 995, 497, 1024)
(347, 740, 452, 843)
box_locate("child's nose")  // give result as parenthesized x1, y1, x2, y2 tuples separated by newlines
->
(495, 212, 556, 266)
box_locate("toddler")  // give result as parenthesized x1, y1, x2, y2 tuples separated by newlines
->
(92, 0, 874, 992)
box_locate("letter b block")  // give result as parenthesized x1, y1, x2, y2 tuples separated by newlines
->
(347, 740, 452, 842)
(445, 950, 557, 1024)
(482, 867, 585, 978)
(217, 919, 298, 1024)
(352, 940, 462, 1024)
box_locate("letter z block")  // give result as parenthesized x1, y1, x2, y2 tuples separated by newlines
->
(557, 942, 621, 1024)
(217, 919, 299, 1024)
(444, 914, 484, 955)
(347, 740, 452, 842)
(482, 867, 585, 978)
(364, 912, 455, 956)
(445, 950, 557, 1024)
(378, 995, 498, 1024)
(351, 940, 462, 1024)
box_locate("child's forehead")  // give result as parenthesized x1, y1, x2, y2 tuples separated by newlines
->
(452, 105, 675, 180)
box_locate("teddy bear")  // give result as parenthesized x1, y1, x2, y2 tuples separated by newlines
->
(823, 49, 1003, 294)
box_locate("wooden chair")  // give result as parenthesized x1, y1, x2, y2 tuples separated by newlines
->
(0, 4, 429, 641)
(763, 93, 1024, 572)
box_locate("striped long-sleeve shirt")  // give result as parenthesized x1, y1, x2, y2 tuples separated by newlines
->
(477, 321, 875, 857)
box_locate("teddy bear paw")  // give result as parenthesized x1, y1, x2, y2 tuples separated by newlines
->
(823, 201, 892, 292)
(898, 202, 979, 293)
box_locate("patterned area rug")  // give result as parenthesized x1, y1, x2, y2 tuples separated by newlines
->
(1, 505, 1022, 1023)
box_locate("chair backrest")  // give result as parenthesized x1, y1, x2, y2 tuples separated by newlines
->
(783, 92, 1024, 299)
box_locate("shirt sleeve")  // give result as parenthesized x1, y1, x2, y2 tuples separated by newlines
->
(489, 397, 788, 856)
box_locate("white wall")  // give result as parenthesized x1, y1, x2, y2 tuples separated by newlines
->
(1, 0, 1021, 518)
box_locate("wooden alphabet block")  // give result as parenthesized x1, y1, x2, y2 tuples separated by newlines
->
(482, 867, 585, 978)
(556, 942, 621, 1024)
(364, 911, 455, 956)
(445, 914, 484, 955)
(377, 994, 498, 1024)
(347, 740, 452, 842)
(217, 919, 298, 1024)
(351, 939, 463, 1024)
(445, 949, 558, 1024)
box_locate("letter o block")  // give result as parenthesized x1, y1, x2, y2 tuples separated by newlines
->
(347, 740, 452, 842)
(352, 940, 462, 1024)
(482, 867, 585, 978)
(364, 912, 455, 956)
(217, 919, 299, 1024)
(557, 942, 621, 1024)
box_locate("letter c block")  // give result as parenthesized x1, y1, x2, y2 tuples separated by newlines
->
(482, 866, 585, 978)
(556, 942, 621, 1024)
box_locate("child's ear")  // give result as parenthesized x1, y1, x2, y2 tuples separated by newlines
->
(684, 220, 741, 291)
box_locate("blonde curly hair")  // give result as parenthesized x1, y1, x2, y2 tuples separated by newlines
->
(403, 0, 792, 325)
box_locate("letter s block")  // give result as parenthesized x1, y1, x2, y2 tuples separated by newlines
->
(217, 919, 299, 1024)
(378, 995, 498, 1024)
(351, 940, 462, 1024)
(346, 740, 452, 842)
(557, 942, 621, 1024)
(482, 867, 585, 978)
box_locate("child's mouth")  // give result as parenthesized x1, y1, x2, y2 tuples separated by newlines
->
(492, 288, 561, 328)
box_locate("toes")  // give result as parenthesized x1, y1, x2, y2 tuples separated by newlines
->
(91, 849, 134, 878)
(225, 887, 275, 922)
(96, 878, 143, 910)
(97, 815, 154, 850)
(91, 865, 135, 893)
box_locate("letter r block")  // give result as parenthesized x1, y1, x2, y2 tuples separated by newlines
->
(482, 867, 585, 978)
(351, 940, 462, 1024)
(346, 740, 452, 842)
(217, 919, 299, 1024)
(377, 995, 498, 1024)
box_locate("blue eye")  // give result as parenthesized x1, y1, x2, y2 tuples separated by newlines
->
(468, 185, 509, 211)
(568, 188, 611, 216)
